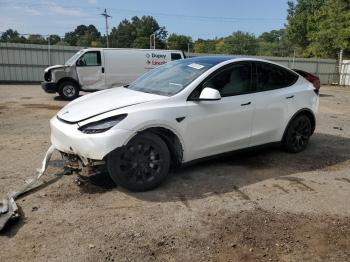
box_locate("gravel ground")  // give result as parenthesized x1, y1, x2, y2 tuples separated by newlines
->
(0, 85, 349, 262)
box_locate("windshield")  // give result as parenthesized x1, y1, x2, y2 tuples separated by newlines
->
(127, 60, 212, 96)
(65, 50, 85, 66)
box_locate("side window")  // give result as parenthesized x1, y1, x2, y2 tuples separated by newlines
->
(76, 51, 101, 66)
(203, 63, 252, 97)
(171, 53, 182, 61)
(256, 62, 298, 91)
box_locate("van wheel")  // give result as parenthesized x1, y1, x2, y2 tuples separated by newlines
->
(283, 115, 312, 153)
(107, 132, 171, 192)
(58, 81, 79, 100)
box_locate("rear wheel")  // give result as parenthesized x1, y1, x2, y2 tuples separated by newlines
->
(107, 132, 170, 191)
(283, 115, 312, 153)
(58, 81, 79, 100)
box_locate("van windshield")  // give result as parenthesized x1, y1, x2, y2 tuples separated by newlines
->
(127, 60, 212, 96)
(65, 50, 84, 66)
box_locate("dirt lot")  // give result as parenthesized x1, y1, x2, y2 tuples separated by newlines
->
(0, 85, 350, 262)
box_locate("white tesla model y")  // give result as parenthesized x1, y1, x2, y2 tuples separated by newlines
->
(50, 56, 320, 191)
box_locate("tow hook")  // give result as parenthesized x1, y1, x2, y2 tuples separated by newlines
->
(0, 145, 56, 231)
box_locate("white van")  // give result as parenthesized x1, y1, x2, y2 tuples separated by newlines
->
(41, 48, 185, 100)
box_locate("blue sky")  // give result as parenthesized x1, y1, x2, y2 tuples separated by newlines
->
(0, 0, 289, 39)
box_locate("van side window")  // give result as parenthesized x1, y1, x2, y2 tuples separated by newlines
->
(76, 51, 101, 66)
(171, 53, 182, 61)
(256, 62, 298, 91)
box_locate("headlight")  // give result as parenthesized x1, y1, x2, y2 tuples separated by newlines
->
(78, 114, 127, 134)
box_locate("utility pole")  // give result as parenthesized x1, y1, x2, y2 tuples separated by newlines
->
(100, 8, 111, 48)
(47, 34, 51, 66)
(339, 49, 344, 85)
(150, 34, 156, 49)
(292, 48, 296, 68)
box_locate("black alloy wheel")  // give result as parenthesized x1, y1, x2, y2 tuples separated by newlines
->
(107, 132, 170, 191)
(284, 115, 312, 153)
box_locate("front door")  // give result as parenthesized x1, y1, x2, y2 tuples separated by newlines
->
(185, 62, 256, 161)
(76, 51, 105, 90)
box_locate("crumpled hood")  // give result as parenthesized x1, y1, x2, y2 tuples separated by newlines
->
(44, 65, 65, 72)
(57, 87, 165, 123)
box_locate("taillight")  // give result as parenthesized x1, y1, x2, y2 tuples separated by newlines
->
(305, 75, 320, 94)
(292, 69, 320, 95)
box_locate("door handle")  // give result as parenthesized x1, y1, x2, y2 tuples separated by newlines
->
(101, 67, 105, 73)
(286, 95, 294, 99)
(241, 102, 251, 106)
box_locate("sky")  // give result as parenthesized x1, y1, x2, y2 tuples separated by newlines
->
(0, 0, 289, 39)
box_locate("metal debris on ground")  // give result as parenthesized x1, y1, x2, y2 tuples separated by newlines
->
(0, 145, 56, 231)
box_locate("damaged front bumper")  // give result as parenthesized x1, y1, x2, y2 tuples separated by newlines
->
(61, 151, 105, 175)
(50, 116, 132, 162)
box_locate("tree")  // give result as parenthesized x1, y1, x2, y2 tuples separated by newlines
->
(193, 41, 207, 53)
(223, 31, 258, 55)
(109, 16, 167, 49)
(109, 19, 135, 48)
(0, 29, 26, 43)
(27, 34, 47, 44)
(167, 33, 192, 51)
(64, 25, 102, 47)
(215, 40, 226, 54)
(285, 0, 325, 55)
(307, 0, 350, 57)
(257, 29, 290, 56)
(48, 35, 61, 45)
(132, 16, 167, 49)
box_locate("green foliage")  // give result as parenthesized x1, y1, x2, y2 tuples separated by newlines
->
(257, 29, 291, 56)
(285, 0, 325, 56)
(307, 0, 350, 57)
(109, 19, 135, 48)
(48, 35, 61, 45)
(0, 29, 26, 43)
(27, 34, 47, 45)
(65, 24, 102, 47)
(109, 16, 167, 48)
(167, 34, 192, 51)
(223, 31, 258, 55)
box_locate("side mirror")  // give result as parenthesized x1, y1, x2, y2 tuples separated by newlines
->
(199, 87, 221, 101)
(76, 59, 85, 67)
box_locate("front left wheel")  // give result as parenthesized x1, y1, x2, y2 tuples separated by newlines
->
(107, 132, 171, 191)
(58, 81, 79, 101)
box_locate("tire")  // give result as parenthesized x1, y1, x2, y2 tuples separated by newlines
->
(107, 132, 171, 192)
(283, 115, 312, 153)
(58, 81, 79, 101)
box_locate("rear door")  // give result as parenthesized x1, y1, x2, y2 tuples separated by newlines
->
(250, 61, 299, 146)
(76, 50, 105, 90)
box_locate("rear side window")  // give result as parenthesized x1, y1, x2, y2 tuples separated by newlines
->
(256, 62, 298, 91)
(76, 51, 101, 66)
(171, 53, 182, 61)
